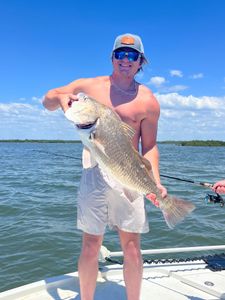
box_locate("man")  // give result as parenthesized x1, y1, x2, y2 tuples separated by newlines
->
(43, 33, 166, 300)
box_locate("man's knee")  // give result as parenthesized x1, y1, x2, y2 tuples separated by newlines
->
(123, 240, 142, 263)
(80, 233, 103, 260)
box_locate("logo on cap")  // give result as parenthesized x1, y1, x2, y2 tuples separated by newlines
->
(121, 36, 135, 45)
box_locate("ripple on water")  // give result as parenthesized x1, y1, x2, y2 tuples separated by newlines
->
(1, 143, 225, 292)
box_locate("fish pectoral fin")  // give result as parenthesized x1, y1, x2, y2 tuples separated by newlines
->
(121, 122, 136, 140)
(122, 188, 140, 202)
(91, 138, 109, 157)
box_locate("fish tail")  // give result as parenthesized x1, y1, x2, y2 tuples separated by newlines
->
(160, 195, 195, 229)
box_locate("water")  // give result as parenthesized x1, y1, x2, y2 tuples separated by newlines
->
(0, 142, 225, 292)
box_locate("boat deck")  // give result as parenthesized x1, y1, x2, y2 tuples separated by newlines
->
(1, 256, 225, 300)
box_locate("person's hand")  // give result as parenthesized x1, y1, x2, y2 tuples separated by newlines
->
(157, 183, 167, 199)
(212, 180, 225, 194)
(59, 94, 78, 112)
(146, 193, 159, 207)
(146, 183, 167, 207)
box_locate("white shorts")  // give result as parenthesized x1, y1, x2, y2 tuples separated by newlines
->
(76, 165, 149, 235)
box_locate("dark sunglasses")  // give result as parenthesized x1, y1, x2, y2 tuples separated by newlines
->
(114, 50, 140, 62)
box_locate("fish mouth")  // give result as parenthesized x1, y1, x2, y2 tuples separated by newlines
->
(76, 118, 98, 129)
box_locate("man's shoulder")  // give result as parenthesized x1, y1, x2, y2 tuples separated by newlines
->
(79, 76, 109, 89)
(136, 84, 160, 117)
(94, 76, 111, 87)
(68, 76, 109, 93)
(72, 76, 107, 84)
(138, 84, 158, 103)
(137, 82, 151, 94)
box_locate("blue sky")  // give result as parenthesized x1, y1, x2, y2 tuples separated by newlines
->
(0, 0, 225, 141)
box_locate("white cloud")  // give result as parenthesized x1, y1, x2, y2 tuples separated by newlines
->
(156, 93, 225, 110)
(163, 85, 188, 93)
(190, 73, 204, 79)
(0, 103, 79, 140)
(1, 93, 225, 142)
(149, 76, 166, 87)
(147, 75, 188, 93)
(156, 93, 225, 141)
(31, 96, 44, 103)
(170, 70, 183, 77)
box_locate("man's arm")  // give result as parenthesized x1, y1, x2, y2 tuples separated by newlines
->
(42, 78, 88, 112)
(140, 93, 167, 198)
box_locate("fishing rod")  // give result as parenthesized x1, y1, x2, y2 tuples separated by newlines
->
(161, 174, 224, 207)
(32, 151, 214, 188)
(31, 150, 80, 161)
(160, 174, 213, 188)
(32, 150, 224, 207)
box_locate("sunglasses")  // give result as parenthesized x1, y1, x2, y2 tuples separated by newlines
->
(114, 50, 140, 62)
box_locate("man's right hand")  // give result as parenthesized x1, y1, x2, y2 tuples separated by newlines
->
(59, 94, 78, 112)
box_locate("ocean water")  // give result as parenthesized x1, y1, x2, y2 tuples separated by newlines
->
(0, 142, 225, 292)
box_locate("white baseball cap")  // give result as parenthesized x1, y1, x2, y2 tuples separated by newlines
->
(112, 33, 148, 63)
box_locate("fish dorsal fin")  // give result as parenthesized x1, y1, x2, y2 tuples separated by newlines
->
(121, 122, 136, 140)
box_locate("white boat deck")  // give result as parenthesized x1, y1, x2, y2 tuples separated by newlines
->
(1, 245, 225, 300)
(1, 258, 225, 300)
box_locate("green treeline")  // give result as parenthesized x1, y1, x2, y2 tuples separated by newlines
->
(0, 139, 225, 146)
(159, 140, 225, 147)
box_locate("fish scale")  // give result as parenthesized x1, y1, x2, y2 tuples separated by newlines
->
(93, 115, 151, 193)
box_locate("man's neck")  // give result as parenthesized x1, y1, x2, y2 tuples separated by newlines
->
(110, 73, 136, 89)
(110, 73, 137, 97)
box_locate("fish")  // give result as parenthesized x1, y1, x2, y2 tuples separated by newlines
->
(65, 92, 195, 229)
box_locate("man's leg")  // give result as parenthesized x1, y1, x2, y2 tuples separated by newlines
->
(118, 230, 143, 300)
(78, 232, 103, 300)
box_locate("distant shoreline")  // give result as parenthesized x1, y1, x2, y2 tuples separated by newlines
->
(0, 139, 82, 143)
(159, 140, 225, 147)
(0, 139, 225, 146)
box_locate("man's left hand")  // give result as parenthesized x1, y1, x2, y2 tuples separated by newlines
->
(157, 183, 167, 198)
(146, 183, 167, 207)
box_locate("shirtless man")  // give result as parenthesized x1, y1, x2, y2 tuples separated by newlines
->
(43, 33, 167, 300)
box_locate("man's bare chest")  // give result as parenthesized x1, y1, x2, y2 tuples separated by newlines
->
(84, 86, 146, 129)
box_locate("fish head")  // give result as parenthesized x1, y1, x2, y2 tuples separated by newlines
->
(65, 93, 101, 130)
